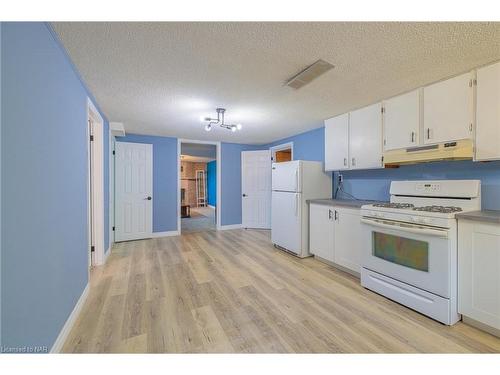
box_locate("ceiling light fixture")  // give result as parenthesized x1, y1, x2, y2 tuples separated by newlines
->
(201, 108, 242, 132)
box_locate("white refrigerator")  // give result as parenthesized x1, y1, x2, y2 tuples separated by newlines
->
(271, 160, 332, 257)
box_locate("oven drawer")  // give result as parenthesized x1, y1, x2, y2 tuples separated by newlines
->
(361, 268, 460, 325)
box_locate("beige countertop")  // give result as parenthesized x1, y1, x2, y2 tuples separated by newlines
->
(307, 198, 387, 209)
(456, 210, 500, 224)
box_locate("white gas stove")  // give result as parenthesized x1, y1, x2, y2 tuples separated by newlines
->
(360, 180, 481, 325)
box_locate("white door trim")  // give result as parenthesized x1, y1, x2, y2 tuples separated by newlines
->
(87, 98, 105, 267)
(109, 129, 114, 251)
(270, 141, 294, 162)
(177, 139, 221, 232)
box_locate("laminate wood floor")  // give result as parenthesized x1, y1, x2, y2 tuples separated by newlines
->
(62, 229, 500, 353)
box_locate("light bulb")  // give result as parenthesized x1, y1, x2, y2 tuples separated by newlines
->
(205, 124, 212, 132)
(236, 123, 242, 130)
(231, 125, 237, 132)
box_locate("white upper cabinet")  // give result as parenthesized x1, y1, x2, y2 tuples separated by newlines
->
(423, 72, 473, 144)
(325, 113, 349, 171)
(475, 61, 500, 161)
(349, 103, 383, 169)
(383, 89, 421, 150)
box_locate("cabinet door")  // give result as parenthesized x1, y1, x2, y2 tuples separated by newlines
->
(383, 89, 420, 150)
(349, 103, 383, 169)
(458, 220, 500, 330)
(309, 204, 334, 262)
(325, 114, 349, 171)
(333, 208, 362, 273)
(475, 61, 500, 161)
(423, 72, 473, 144)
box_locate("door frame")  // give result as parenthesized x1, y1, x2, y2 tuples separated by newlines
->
(87, 98, 105, 267)
(241, 150, 272, 229)
(109, 129, 115, 248)
(270, 142, 294, 162)
(177, 139, 221, 232)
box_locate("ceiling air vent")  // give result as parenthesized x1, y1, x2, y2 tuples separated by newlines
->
(285, 59, 334, 89)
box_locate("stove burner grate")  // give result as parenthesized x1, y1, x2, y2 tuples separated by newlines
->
(372, 203, 415, 209)
(412, 205, 463, 213)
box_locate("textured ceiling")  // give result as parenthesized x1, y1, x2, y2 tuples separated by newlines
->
(52, 22, 500, 144)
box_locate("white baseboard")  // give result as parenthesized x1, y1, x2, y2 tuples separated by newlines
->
(218, 224, 243, 231)
(50, 283, 89, 353)
(150, 230, 180, 238)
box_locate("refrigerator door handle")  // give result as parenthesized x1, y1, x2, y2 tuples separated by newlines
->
(295, 169, 299, 191)
(295, 193, 299, 216)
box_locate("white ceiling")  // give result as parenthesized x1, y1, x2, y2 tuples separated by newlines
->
(52, 22, 500, 144)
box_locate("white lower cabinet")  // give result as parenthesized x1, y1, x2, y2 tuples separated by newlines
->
(309, 203, 335, 262)
(333, 207, 362, 273)
(309, 204, 362, 274)
(458, 219, 500, 331)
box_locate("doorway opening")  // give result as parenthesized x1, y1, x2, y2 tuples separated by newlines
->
(271, 142, 293, 163)
(178, 141, 220, 233)
(87, 99, 105, 268)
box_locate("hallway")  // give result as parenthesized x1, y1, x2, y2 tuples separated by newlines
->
(181, 206, 216, 233)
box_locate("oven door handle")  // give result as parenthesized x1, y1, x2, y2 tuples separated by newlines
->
(360, 218, 449, 238)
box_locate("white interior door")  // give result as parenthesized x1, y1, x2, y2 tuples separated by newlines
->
(115, 141, 153, 241)
(241, 150, 272, 229)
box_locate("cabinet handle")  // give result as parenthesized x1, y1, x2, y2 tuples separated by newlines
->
(334, 210, 339, 221)
(328, 209, 333, 220)
(343, 157, 347, 167)
(411, 131, 415, 143)
(352, 157, 356, 166)
(426, 128, 431, 140)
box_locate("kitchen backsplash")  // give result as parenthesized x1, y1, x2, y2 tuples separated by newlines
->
(333, 159, 500, 210)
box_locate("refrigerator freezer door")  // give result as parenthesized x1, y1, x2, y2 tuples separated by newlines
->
(271, 191, 302, 254)
(271, 161, 301, 192)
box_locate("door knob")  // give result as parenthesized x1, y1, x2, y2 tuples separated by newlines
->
(146, 196, 152, 200)
(242, 194, 247, 197)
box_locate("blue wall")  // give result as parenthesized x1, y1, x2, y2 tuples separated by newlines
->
(266, 126, 325, 162)
(1, 22, 109, 349)
(116, 134, 178, 233)
(221, 142, 265, 225)
(207, 160, 217, 207)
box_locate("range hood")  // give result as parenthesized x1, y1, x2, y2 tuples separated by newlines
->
(383, 139, 474, 166)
